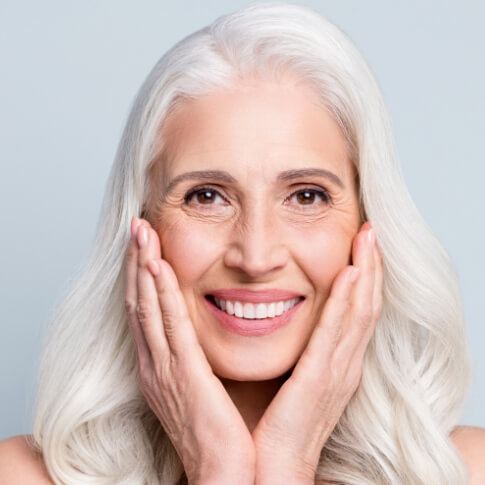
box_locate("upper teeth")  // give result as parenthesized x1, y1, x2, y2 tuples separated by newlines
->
(213, 297, 301, 319)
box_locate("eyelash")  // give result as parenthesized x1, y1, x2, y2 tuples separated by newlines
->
(183, 185, 333, 209)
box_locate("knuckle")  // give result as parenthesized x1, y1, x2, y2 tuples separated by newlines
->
(138, 362, 150, 382)
(160, 305, 178, 326)
(132, 341, 150, 371)
(137, 254, 148, 269)
(127, 243, 137, 261)
(136, 363, 150, 386)
(153, 358, 172, 384)
(125, 298, 137, 316)
(163, 320, 178, 341)
(136, 300, 153, 324)
(155, 287, 169, 301)
(137, 360, 156, 388)
(136, 358, 148, 383)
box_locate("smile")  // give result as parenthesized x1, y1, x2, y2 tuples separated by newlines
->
(203, 295, 306, 336)
(208, 295, 304, 319)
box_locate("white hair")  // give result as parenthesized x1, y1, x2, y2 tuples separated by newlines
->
(29, 2, 472, 483)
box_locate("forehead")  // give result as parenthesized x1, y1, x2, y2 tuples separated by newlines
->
(158, 80, 355, 182)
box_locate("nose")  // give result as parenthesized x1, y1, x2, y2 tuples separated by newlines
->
(223, 204, 289, 278)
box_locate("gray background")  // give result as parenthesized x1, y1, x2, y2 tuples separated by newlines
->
(1, 0, 483, 438)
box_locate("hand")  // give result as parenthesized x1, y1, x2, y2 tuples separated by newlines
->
(124, 216, 255, 484)
(251, 221, 383, 484)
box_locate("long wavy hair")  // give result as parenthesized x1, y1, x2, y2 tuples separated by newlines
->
(29, 2, 472, 483)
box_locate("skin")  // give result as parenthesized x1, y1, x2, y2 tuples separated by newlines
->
(144, 77, 362, 424)
(3, 75, 483, 485)
(0, 74, 483, 485)
(128, 76, 384, 481)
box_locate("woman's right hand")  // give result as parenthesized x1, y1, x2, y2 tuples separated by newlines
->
(124, 217, 255, 485)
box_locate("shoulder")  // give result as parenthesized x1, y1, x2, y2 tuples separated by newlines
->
(0, 435, 53, 484)
(450, 425, 485, 484)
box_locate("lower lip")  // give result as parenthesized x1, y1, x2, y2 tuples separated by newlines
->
(203, 296, 305, 336)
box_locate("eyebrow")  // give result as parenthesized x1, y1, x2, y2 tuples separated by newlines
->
(164, 167, 345, 193)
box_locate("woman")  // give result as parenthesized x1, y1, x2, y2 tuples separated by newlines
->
(1, 2, 484, 484)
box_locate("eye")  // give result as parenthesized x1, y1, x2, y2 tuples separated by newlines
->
(182, 185, 333, 210)
(183, 186, 229, 207)
(284, 187, 332, 208)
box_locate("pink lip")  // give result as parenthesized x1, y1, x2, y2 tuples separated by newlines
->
(203, 295, 305, 336)
(208, 288, 304, 303)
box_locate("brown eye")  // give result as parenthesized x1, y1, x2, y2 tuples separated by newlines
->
(183, 187, 228, 206)
(183, 186, 332, 211)
(286, 188, 332, 207)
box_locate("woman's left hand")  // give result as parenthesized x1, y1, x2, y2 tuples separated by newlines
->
(251, 221, 383, 484)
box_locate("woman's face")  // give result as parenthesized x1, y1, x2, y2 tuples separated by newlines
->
(148, 78, 361, 381)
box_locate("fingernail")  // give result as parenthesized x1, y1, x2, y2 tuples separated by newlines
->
(137, 226, 147, 248)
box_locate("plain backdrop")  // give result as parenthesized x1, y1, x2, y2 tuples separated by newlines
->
(0, 0, 484, 438)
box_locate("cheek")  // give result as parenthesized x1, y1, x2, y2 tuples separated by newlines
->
(296, 228, 354, 296)
(157, 221, 217, 284)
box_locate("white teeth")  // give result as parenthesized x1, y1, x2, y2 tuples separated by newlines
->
(256, 303, 268, 318)
(266, 302, 275, 318)
(234, 302, 243, 318)
(213, 297, 301, 319)
(243, 302, 255, 319)
(276, 301, 284, 315)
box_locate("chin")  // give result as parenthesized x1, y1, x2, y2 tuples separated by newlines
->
(205, 345, 299, 381)
(192, 297, 313, 381)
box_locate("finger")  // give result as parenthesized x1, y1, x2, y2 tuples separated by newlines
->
(136, 224, 169, 359)
(347, 240, 384, 369)
(138, 218, 162, 260)
(150, 257, 212, 370)
(291, 264, 360, 381)
(372, 242, 384, 323)
(138, 219, 204, 362)
(318, 222, 370, 347)
(125, 217, 152, 370)
(351, 225, 375, 333)
(334, 225, 376, 360)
